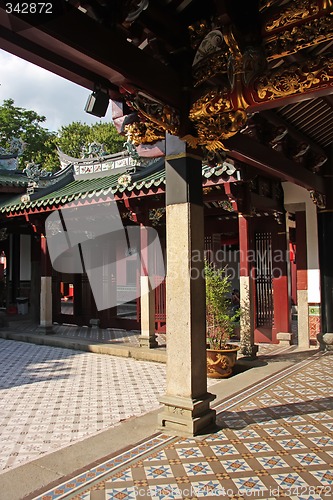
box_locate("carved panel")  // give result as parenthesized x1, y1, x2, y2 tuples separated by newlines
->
(192, 29, 229, 86)
(124, 122, 165, 145)
(253, 54, 333, 102)
(189, 88, 232, 120)
(264, 16, 333, 60)
(191, 110, 248, 152)
(122, 88, 180, 138)
(263, 0, 320, 33)
(188, 20, 211, 49)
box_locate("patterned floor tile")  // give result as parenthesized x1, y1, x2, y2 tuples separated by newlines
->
(105, 486, 137, 499)
(190, 480, 225, 497)
(145, 451, 168, 462)
(233, 429, 260, 439)
(108, 469, 133, 482)
(263, 426, 291, 436)
(256, 456, 290, 469)
(221, 458, 252, 472)
(175, 447, 204, 459)
(308, 436, 333, 447)
(210, 444, 239, 456)
(4, 337, 333, 500)
(243, 441, 274, 453)
(144, 464, 174, 479)
(182, 462, 215, 476)
(290, 495, 323, 500)
(292, 453, 326, 466)
(277, 438, 306, 450)
(292, 424, 321, 434)
(231, 476, 267, 493)
(308, 469, 333, 485)
(271, 472, 309, 489)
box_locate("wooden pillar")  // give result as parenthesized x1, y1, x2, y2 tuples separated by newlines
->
(30, 234, 41, 322)
(317, 209, 333, 348)
(139, 223, 157, 348)
(11, 234, 20, 303)
(295, 211, 309, 348)
(272, 221, 291, 341)
(158, 135, 216, 436)
(38, 233, 54, 334)
(317, 156, 333, 350)
(238, 214, 258, 357)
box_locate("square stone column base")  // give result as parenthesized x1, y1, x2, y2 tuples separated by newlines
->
(139, 335, 158, 348)
(36, 325, 55, 335)
(317, 332, 333, 351)
(277, 332, 293, 346)
(158, 393, 216, 436)
(239, 344, 259, 358)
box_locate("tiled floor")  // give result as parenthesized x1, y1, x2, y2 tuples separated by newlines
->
(32, 351, 333, 500)
(5, 318, 166, 347)
(0, 338, 166, 472)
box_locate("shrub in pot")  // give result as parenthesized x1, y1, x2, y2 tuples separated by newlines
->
(205, 261, 240, 378)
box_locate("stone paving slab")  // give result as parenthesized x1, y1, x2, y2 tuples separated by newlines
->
(27, 352, 333, 500)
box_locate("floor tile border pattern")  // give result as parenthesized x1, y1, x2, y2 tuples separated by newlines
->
(30, 435, 179, 500)
(213, 350, 324, 414)
(31, 351, 324, 499)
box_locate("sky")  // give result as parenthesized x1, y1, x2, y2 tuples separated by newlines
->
(0, 49, 112, 132)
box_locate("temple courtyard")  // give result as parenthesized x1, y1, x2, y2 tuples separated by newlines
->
(0, 324, 332, 499)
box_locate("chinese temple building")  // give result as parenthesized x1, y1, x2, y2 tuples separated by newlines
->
(0, 0, 332, 435)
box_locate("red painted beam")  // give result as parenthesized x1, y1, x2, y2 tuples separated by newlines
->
(225, 134, 325, 193)
(0, 6, 181, 107)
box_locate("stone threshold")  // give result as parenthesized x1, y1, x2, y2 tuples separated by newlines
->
(0, 330, 167, 363)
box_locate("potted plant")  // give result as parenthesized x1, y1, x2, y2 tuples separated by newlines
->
(205, 260, 240, 378)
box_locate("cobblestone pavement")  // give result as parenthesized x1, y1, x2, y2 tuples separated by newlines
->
(31, 351, 333, 500)
(0, 338, 166, 472)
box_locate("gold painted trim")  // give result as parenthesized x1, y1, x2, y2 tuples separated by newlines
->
(166, 152, 203, 161)
(317, 209, 333, 213)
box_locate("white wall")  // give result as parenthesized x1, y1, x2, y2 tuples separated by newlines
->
(283, 182, 320, 303)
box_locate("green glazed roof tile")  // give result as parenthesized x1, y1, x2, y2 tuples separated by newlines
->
(0, 163, 226, 215)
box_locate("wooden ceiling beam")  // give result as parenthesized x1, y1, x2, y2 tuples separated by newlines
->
(0, 6, 182, 106)
(0, 25, 119, 98)
(225, 134, 326, 193)
(261, 109, 327, 160)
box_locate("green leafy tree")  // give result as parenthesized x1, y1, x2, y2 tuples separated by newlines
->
(56, 121, 124, 159)
(56, 121, 91, 158)
(0, 100, 125, 173)
(88, 122, 124, 154)
(0, 98, 57, 170)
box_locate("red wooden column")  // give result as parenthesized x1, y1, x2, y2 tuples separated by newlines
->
(139, 222, 157, 348)
(38, 233, 54, 334)
(272, 220, 291, 342)
(295, 211, 309, 347)
(238, 214, 258, 357)
(30, 233, 41, 322)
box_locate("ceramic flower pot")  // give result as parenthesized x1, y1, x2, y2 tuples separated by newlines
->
(206, 345, 240, 378)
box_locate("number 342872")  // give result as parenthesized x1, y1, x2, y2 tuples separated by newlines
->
(5, 3, 53, 14)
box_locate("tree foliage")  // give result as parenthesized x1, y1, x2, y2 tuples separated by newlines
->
(47, 121, 125, 171)
(0, 99, 125, 172)
(0, 98, 56, 169)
